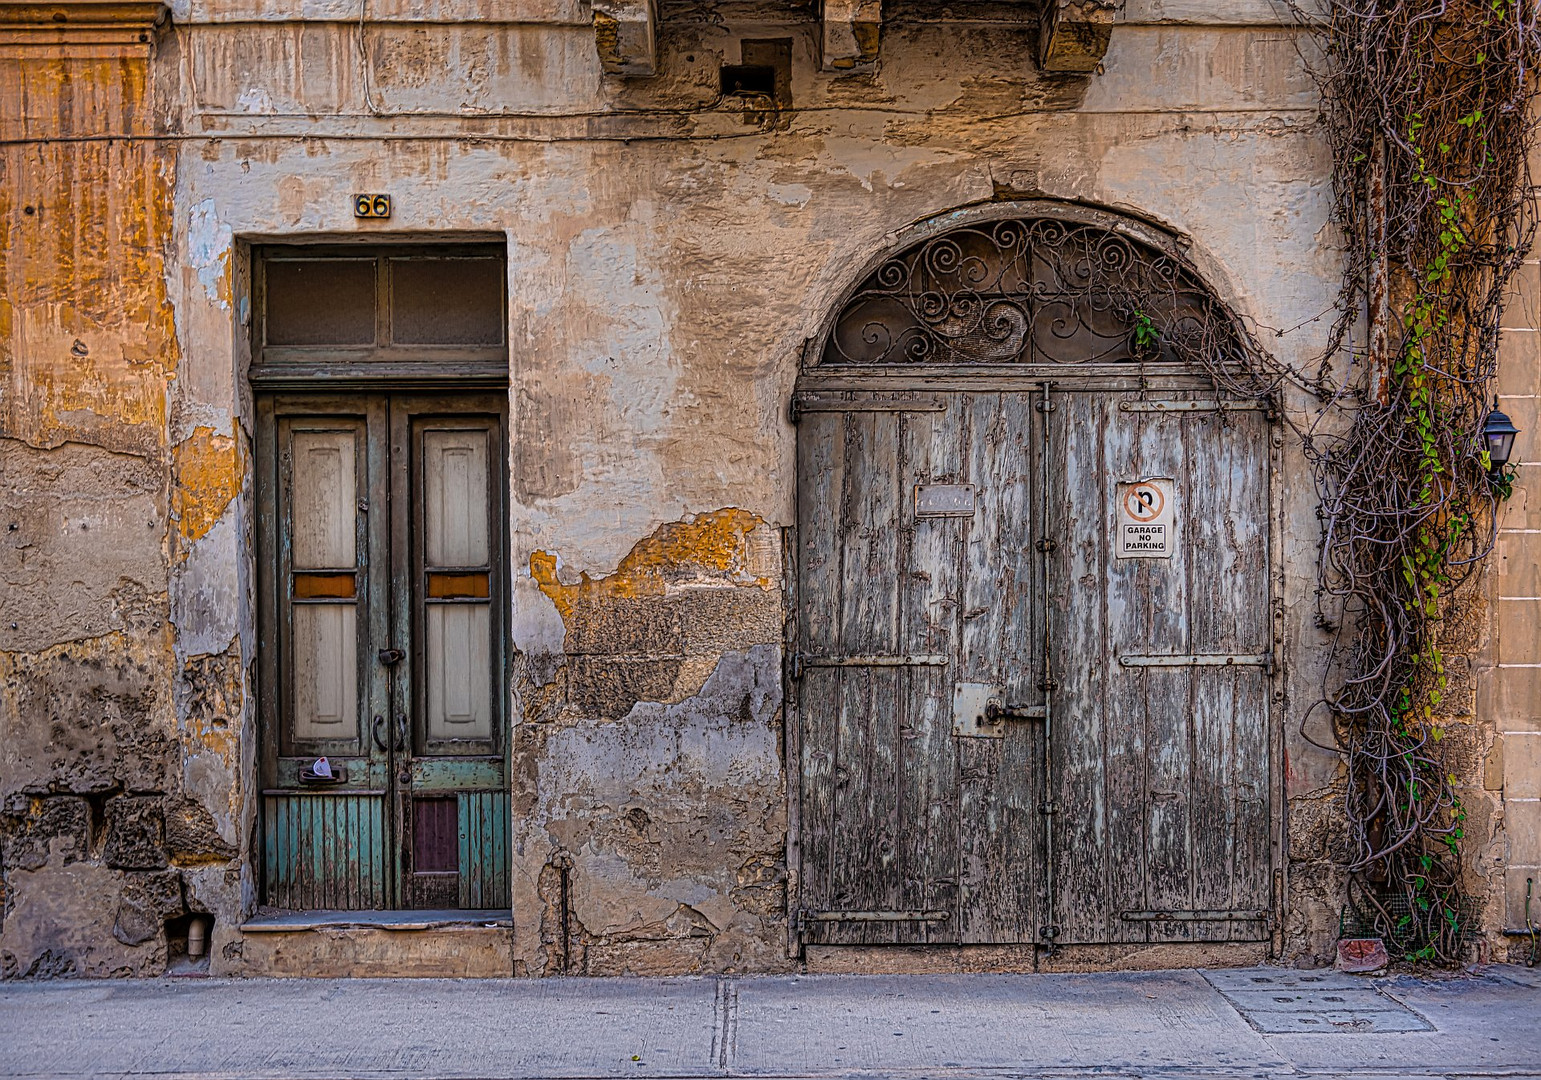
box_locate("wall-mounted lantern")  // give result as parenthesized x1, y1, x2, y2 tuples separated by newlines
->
(1484, 401, 1520, 479)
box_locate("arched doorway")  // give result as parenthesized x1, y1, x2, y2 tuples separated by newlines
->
(789, 205, 1277, 951)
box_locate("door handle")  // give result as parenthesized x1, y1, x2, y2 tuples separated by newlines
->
(985, 701, 1046, 723)
(395, 714, 407, 752)
(372, 714, 388, 751)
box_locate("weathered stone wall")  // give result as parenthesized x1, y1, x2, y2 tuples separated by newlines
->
(1486, 218, 1541, 964)
(0, 8, 248, 978)
(0, 0, 1401, 976)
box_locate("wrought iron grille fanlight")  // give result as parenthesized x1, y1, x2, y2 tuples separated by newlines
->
(821, 216, 1247, 369)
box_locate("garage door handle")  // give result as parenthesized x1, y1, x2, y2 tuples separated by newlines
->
(985, 701, 1045, 722)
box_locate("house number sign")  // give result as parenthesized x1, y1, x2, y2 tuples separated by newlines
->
(1116, 478, 1176, 559)
(354, 194, 392, 219)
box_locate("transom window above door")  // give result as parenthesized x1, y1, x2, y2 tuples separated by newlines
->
(251, 243, 508, 386)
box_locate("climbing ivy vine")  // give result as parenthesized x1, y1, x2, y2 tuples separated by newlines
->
(1289, 0, 1541, 964)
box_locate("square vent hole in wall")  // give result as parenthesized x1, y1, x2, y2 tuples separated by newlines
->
(722, 38, 791, 110)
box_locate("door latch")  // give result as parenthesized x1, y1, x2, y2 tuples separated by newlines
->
(984, 701, 1045, 723)
(377, 648, 406, 666)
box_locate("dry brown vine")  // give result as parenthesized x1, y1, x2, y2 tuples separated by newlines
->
(1288, 0, 1541, 964)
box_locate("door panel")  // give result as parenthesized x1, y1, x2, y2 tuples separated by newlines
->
(291, 605, 359, 741)
(260, 393, 509, 911)
(795, 394, 1044, 946)
(1049, 394, 1271, 944)
(425, 605, 493, 739)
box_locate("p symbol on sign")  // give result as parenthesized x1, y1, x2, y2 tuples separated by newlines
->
(1123, 482, 1165, 523)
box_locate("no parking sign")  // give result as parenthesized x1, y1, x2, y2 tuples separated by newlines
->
(1116, 478, 1175, 559)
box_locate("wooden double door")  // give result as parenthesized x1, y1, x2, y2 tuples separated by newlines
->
(257, 392, 510, 911)
(792, 386, 1274, 947)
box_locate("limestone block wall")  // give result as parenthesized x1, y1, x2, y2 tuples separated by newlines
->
(1490, 249, 1541, 960)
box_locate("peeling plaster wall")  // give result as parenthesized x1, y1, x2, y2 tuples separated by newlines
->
(0, 22, 247, 979)
(0, 1, 1407, 976)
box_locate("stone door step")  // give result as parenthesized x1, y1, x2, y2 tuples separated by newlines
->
(242, 909, 511, 932)
(232, 909, 516, 978)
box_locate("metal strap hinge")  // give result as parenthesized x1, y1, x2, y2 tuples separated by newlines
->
(1117, 400, 1269, 414)
(1118, 653, 1271, 670)
(1120, 909, 1270, 922)
(801, 910, 951, 924)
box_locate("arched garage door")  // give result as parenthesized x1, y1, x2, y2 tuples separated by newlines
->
(790, 209, 1277, 949)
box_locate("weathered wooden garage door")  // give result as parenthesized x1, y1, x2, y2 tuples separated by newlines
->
(792, 389, 1272, 946)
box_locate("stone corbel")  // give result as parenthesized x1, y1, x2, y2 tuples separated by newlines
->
(592, 0, 657, 77)
(0, 1, 169, 55)
(1038, 0, 1117, 74)
(820, 0, 881, 73)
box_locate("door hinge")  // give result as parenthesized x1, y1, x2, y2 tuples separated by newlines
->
(801, 910, 951, 924)
(1036, 537, 1057, 554)
(1119, 909, 1270, 923)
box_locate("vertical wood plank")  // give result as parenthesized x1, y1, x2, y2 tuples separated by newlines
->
(959, 392, 1041, 944)
(830, 410, 902, 943)
(897, 403, 965, 944)
(1053, 392, 1116, 942)
(1135, 411, 1195, 942)
(956, 393, 1003, 942)
(1187, 411, 1271, 939)
(795, 410, 844, 934)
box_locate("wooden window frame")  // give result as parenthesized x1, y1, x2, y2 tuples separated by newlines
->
(250, 242, 509, 389)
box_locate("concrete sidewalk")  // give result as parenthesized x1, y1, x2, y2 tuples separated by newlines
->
(0, 965, 1536, 1080)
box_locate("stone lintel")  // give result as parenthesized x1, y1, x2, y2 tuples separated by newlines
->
(820, 0, 881, 73)
(592, 0, 656, 77)
(1039, 0, 1117, 74)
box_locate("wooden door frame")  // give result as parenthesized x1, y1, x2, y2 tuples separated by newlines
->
(246, 237, 513, 913)
(784, 371, 1284, 958)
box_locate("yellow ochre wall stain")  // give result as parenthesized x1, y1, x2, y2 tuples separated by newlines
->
(0, 50, 179, 455)
(531, 508, 773, 620)
(172, 427, 241, 554)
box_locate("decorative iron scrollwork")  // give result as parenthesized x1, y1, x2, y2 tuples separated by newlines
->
(820, 217, 1246, 369)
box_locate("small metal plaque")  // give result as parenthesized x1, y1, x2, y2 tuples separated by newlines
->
(353, 193, 392, 219)
(1116, 477, 1175, 559)
(915, 483, 976, 519)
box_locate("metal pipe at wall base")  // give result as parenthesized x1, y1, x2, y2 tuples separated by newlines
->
(187, 916, 209, 958)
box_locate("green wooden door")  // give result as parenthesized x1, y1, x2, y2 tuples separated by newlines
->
(258, 392, 509, 911)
